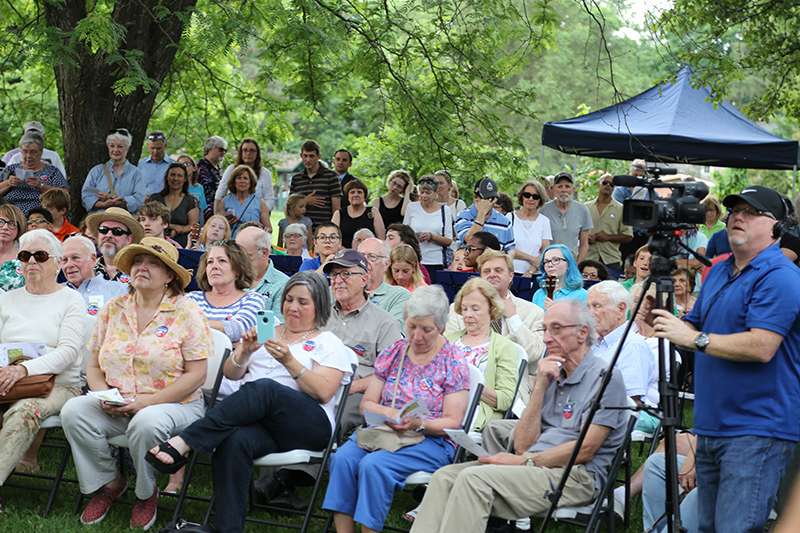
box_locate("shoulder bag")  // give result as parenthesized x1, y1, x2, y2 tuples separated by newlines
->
(356, 345, 425, 452)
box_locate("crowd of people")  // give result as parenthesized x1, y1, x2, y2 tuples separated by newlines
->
(1, 122, 799, 533)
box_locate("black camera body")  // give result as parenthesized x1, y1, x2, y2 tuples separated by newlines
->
(615, 165, 708, 232)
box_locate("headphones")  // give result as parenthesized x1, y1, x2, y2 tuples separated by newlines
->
(772, 195, 792, 240)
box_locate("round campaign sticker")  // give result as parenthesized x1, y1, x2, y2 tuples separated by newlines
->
(303, 340, 315, 351)
(119, 273, 130, 283)
(155, 326, 169, 338)
(40, 175, 49, 181)
(563, 403, 573, 419)
(15, 265, 22, 275)
(353, 344, 366, 356)
(418, 377, 433, 391)
(87, 305, 100, 316)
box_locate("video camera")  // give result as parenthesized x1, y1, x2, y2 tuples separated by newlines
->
(614, 164, 707, 232)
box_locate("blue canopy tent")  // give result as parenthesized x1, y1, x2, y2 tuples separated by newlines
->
(541, 66, 799, 192)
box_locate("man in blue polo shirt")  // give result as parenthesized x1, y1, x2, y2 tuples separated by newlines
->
(652, 185, 800, 533)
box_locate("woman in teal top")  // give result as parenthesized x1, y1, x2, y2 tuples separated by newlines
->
(532, 244, 588, 310)
(699, 196, 726, 239)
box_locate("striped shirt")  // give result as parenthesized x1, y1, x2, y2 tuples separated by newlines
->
(186, 290, 266, 342)
(289, 166, 342, 228)
(454, 204, 515, 251)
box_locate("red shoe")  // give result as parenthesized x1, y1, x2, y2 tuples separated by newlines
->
(131, 487, 158, 530)
(80, 476, 128, 525)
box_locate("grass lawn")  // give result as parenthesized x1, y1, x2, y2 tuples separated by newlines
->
(0, 404, 694, 532)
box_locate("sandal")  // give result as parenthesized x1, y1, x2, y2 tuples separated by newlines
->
(146, 442, 189, 475)
(403, 505, 420, 523)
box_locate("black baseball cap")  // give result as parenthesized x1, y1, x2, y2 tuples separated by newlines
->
(553, 172, 574, 185)
(473, 178, 499, 199)
(722, 186, 786, 220)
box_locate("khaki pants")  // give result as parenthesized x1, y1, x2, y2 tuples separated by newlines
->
(410, 460, 597, 533)
(0, 384, 80, 484)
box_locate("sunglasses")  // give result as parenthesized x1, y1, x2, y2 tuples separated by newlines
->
(109, 128, 130, 136)
(521, 192, 541, 200)
(98, 226, 131, 237)
(18, 250, 54, 263)
(601, 180, 613, 187)
(147, 133, 166, 141)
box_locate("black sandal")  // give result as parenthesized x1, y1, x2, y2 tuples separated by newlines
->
(146, 442, 189, 475)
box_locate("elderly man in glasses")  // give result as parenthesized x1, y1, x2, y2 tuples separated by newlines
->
(85, 207, 144, 282)
(138, 130, 175, 196)
(585, 173, 633, 280)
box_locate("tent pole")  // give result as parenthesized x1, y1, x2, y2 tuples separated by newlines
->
(539, 146, 545, 177)
(794, 165, 797, 201)
(573, 155, 578, 176)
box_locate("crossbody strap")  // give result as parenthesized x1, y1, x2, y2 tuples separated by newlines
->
(102, 163, 116, 195)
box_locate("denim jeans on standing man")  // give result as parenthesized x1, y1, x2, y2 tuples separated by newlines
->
(695, 434, 794, 533)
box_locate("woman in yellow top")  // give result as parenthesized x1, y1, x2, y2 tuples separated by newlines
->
(61, 237, 212, 530)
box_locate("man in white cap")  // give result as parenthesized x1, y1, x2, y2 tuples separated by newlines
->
(4, 121, 67, 180)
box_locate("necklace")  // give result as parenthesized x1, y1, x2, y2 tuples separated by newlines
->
(280, 326, 319, 345)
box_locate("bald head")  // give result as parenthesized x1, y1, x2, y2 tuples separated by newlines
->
(358, 237, 391, 290)
(235, 226, 271, 279)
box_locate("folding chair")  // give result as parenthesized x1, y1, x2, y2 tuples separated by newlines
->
(74, 328, 232, 515)
(192, 347, 359, 532)
(5, 314, 96, 517)
(526, 397, 639, 533)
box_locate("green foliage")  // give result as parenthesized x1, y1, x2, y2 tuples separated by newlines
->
(710, 168, 749, 201)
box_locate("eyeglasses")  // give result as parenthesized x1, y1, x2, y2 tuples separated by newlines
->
(240, 148, 258, 154)
(727, 206, 776, 220)
(98, 226, 131, 237)
(109, 128, 130, 136)
(27, 219, 48, 225)
(535, 324, 579, 336)
(541, 257, 566, 267)
(465, 246, 486, 254)
(582, 271, 599, 279)
(284, 233, 303, 239)
(18, 250, 54, 263)
(521, 192, 541, 200)
(362, 253, 386, 262)
(147, 133, 166, 141)
(601, 180, 613, 187)
(316, 235, 340, 243)
(328, 270, 363, 281)
(0, 219, 17, 230)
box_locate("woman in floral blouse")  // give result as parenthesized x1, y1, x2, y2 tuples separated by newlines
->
(322, 285, 469, 533)
(61, 237, 212, 530)
(0, 204, 26, 292)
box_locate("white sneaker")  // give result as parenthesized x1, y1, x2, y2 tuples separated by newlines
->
(613, 495, 626, 520)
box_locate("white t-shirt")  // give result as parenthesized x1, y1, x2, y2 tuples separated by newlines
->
(403, 202, 453, 266)
(507, 212, 552, 274)
(215, 165, 275, 211)
(237, 330, 353, 430)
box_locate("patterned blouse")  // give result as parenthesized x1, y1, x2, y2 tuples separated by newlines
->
(374, 338, 469, 420)
(0, 259, 24, 292)
(0, 163, 68, 215)
(90, 293, 212, 403)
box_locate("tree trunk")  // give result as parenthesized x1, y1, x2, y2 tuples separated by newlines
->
(44, 0, 197, 222)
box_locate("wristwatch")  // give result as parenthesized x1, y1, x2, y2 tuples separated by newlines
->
(524, 453, 535, 467)
(694, 332, 710, 351)
(416, 419, 426, 433)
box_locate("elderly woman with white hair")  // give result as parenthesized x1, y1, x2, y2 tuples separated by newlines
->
(322, 284, 469, 533)
(284, 222, 312, 260)
(0, 131, 69, 216)
(0, 229, 85, 512)
(81, 128, 146, 214)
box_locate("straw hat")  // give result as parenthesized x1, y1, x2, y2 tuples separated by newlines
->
(86, 207, 144, 244)
(114, 237, 192, 289)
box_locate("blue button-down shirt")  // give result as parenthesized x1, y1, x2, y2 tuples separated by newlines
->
(138, 155, 175, 194)
(63, 274, 128, 315)
(591, 321, 654, 398)
(82, 160, 145, 213)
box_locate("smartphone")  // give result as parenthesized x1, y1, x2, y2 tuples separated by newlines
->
(257, 310, 275, 344)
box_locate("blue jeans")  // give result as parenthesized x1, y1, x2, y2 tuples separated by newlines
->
(179, 378, 332, 533)
(322, 432, 455, 531)
(642, 453, 698, 533)
(695, 435, 794, 533)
